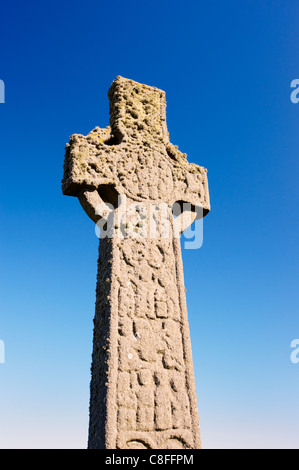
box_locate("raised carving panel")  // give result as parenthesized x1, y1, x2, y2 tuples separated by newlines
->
(112, 236, 195, 448)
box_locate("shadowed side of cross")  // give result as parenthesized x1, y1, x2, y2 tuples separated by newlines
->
(62, 76, 210, 234)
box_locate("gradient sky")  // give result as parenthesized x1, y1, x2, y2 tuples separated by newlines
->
(0, 0, 299, 449)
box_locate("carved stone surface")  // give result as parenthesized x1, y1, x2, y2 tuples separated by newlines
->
(62, 76, 210, 449)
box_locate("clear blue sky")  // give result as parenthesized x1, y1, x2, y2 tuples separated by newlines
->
(0, 0, 298, 449)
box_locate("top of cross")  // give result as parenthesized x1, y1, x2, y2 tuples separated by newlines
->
(107, 75, 168, 147)
(62, 76, 210, 222)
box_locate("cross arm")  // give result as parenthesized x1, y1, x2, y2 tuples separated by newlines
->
(62, 125, 118, 197)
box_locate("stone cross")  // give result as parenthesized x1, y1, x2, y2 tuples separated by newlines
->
(62, 76, 210, 449)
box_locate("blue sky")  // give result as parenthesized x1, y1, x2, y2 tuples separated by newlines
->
(0, 0, 299, 448)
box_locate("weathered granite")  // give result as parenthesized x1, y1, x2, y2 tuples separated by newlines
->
(62, 76, 210, 449)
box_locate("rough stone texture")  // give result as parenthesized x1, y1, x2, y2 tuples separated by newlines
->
(62, 76, 210, 449)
